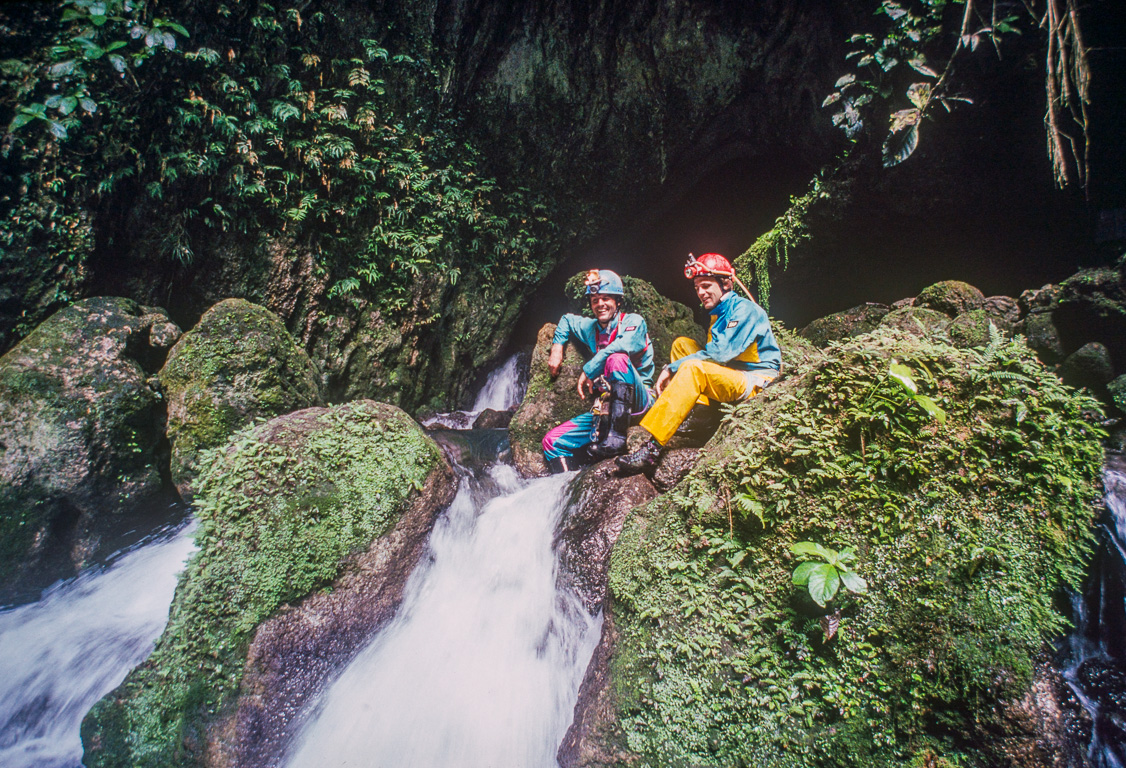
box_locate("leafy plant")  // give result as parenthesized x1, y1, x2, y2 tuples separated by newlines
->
(791, 541, 868, 608)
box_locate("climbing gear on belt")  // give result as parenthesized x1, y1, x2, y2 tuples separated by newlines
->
(588, 380, 634, 459)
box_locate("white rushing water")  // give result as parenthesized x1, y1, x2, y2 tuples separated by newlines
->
(424, 353, 528, 429)
(285, 466, 601, 768)
(0, 523, 196, 768)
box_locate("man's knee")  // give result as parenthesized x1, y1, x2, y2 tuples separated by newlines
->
(670, 336, 701, 361)
(603, 352, 630, 377)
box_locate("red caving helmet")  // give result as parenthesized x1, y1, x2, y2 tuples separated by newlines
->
(684, 253, 735, 279)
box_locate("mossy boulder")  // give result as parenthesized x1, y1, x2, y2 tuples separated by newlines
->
(1019, 311, 1066, 364)
(799, 303, 890, 347)
(1059, 341, 1115, 392)
(566, 328, 1104, 767)
(0, 297, 180, 590)
(159, 298, 323, 498)
(947, 308, 1003, 349)
(878, 305, 951, 337)
(82, 400, 455, 768)
(1109, 374, 1126, 414)
(915, 279, 985, 317)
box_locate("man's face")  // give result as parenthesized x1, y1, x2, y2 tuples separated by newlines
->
(589, 294, 619, 324)
(694, 276, 726, 310)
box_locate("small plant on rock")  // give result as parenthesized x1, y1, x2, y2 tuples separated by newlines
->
(791, 541, 868, 640)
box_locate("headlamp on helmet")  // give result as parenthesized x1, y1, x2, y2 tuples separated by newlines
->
(684, 253, 735, 279)
(583, 269, 625, 297)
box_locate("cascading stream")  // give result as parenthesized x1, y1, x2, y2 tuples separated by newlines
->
(0, 523, 197, 768)
(1060, 458, 1126, 767)
(284, 463, 601, 768)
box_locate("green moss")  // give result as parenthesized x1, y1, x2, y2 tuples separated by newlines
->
(82, 401, 444, 768)
(605, 328, 1104, 767)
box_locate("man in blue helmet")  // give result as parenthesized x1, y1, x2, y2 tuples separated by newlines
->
(542, 269, 656, 473)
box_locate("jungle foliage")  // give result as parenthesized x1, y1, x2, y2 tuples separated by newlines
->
(1, 0, 554, 332)
(607, 325, 1104, 766)
(738, 0, 1093, 305)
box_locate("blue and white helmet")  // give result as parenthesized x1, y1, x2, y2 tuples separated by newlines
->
(583, 269, 625, 297)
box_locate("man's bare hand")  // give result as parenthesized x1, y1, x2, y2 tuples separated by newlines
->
(547, 343, 564, 376)
(577, 371, 592, 399)
(655, 366, 672, 396)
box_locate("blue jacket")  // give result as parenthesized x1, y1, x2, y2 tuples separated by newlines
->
(668, 291, 781, 373)
(553, 312, 656, 387)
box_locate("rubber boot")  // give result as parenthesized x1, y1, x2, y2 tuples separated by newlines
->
(547, 455, 577, 473)
(588, 381, 633, 459)
(616, 436, 663, 476)
(672, 402, 722, 445)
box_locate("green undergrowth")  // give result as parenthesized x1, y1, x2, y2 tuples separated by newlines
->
(82, 400, 443, 768)
(607, 327, 1105, 767)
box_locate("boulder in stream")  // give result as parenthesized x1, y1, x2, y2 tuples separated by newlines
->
(0, 297, 180, 590)
(562, 326, 1106, 767)
(159, 298, 323, 499)
(82, 400, 456, 768)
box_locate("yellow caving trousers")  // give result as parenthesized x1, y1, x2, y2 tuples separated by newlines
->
(638, 337, 777, 446)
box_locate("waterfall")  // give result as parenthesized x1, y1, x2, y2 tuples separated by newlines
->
(472, 353, 528, 412)
(0, 523, 196, 768)
(424, 352, 528, 429)
(284, 463, 600, 768)
(1059, 456, 1126, 768)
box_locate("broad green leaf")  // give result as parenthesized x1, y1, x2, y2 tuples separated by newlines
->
(913, 394, 946, 424)
(808, 564, 840, 607)
(908, 57, 938, 78)
(834, 73, 856, 88)
(888, 363, 918, 393)
(792, 561, 818, 586)
(889, 108, 920, 133)
(792, 541, 833, 560)
(841, 569, 868, 595)
(58, 96, 78, 116)
(10, 112, 37, 130)
(79, 97, 97, 113)
(47, 120, 68, 140)
(822, 92, 842, 108)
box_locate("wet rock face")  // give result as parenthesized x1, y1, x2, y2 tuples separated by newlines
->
(82, 400, 455, 768)
(0, 296, 180, 588)
(159, 297, 323, 498)
(556, 461, 658, 613)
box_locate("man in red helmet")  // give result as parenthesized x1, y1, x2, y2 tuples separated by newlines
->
(617, 253, 781, 475)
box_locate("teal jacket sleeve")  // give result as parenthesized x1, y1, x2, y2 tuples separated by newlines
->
(552, 314, 584, 347)
(669, 297, 770, 372)
(582, 313, 649, 379)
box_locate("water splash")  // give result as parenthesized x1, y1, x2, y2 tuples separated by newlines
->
(0, 523, 197, 768)
(285, 466, 600, 768)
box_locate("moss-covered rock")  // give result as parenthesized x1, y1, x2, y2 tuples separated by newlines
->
(799, 303, 890, 347)
(1059, 341, 1114, 391)
(568, 328, 1104, 767)
(915, 279, 985, 317)
(1019, 311, 1066, 364)
(0, 297, 180, 590)
(1109, 374, 1126, 414)
(878, 305, 951, 337)
(947, 308, 1004, 349)
(82, 400, 454, 768)
(159, 298, 323, 498)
